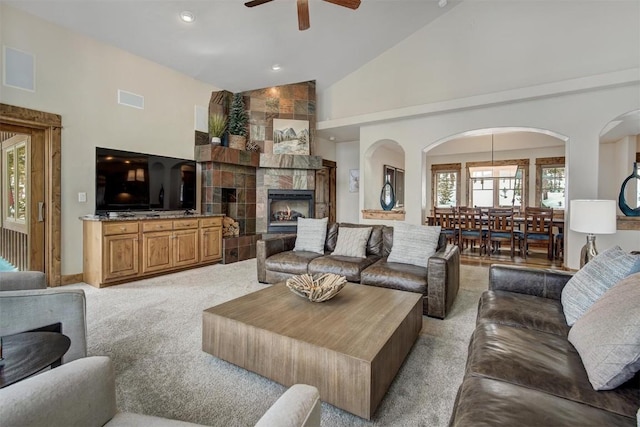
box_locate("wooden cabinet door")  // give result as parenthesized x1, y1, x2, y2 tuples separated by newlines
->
(142, 231, 172, 274)
(173, 229, 198, 267)
(103, 233, 139, 282)
(200, 226, 222, 262)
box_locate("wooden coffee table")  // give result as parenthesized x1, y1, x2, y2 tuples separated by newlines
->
(202, 282, 422, 419)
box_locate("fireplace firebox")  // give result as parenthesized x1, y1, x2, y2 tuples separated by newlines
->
(268, 190, 314, 233)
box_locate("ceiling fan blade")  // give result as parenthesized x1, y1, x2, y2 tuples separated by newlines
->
(245, 0, 274, 7)
(323, 0, 361, 10)
(298, 0, 310, 30)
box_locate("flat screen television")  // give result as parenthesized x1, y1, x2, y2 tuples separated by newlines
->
(96, 147, 196, 214)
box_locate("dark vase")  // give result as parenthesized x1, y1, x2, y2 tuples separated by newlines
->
(619, 162, 640, 216)
(380, 179, 395, 211)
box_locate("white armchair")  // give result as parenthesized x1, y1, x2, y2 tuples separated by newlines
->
(0, 356, 322, 427)
(0, 271, 87, 363)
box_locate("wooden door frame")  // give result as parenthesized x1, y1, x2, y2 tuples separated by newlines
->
(0, 104, 62, 286)
(322, 159, 336, 223)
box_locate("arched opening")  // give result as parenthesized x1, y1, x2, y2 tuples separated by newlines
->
(363, 139, 405, 212)
(599, 109, 640, 210)
(423, 127, 568, 266)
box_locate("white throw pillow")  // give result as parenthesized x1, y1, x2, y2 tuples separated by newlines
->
(561, 246, 637, 326)
(568, 272, 640, 390)
(331, 227, 372, 258)
(293, 217, 328, 254)
(387, 222, 441, 268)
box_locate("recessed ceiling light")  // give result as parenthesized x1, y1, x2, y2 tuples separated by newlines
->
(271, 64, 281, 71)
(180, 11, 195, 23)
(329, 136, 336, 141)
(438, 0, 448, 7)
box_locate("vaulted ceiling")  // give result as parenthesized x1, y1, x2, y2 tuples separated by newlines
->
(6, 0, 459, 92)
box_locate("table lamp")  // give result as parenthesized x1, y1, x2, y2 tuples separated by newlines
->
(569, 199, 617, 267)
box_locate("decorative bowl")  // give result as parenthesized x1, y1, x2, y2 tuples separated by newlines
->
(286, 273, 348, 302)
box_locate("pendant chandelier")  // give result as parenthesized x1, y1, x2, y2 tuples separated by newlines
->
(468, 134, 518, 179)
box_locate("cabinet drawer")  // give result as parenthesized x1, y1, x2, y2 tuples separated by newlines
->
(142, 221, 173, 232)
(173, 219, 199, 230)
(200, 217, 222, 228)
(103, 222, 139, 236)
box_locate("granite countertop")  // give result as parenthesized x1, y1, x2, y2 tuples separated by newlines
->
(80, 212, 224, 222)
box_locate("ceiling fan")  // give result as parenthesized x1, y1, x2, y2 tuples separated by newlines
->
(244, 0, 361, 31)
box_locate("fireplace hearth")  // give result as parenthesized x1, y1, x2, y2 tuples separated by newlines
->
(268, 190, 314, 233)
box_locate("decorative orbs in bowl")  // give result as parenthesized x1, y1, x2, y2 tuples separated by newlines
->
(286, 273, 348, 302)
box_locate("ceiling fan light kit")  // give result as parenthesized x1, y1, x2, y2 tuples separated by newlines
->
(245, 0, 361, 31)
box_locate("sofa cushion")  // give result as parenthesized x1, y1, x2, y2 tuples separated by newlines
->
(339, 223, 385, 256)
(561, 246, 638, 326)
(324, 222, 339, 253)
(308, 255, 378, 283)
(265, 251, 323, 275)
(387, 223, 441, 268)
(450, 376, 637, 427)
(467, 323, 640, 417)
(360, 258, 427, 294)
(293, 217, 328, 254)
(568, 272, 640, 390)
(477, 290, 569, 336)
(331, 227, 372, 258)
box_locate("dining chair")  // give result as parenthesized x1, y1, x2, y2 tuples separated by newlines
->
(522, 207, 554, 260)
(457, 206, 485, 254)
(486, 207, 516, 258)
(433, 207, 459, 246)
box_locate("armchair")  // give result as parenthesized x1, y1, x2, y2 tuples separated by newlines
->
(0, 271, 87, 363)
(0, 356, 322, 427)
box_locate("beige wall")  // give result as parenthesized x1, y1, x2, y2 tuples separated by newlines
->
(0, 5, 218, 275)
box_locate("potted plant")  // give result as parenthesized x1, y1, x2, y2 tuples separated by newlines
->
(209, 113, 227, 145)
(228, 93, 249, 150)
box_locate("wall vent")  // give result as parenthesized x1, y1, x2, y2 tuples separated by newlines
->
(117, 89, 144, 109)
(3, 46, 35, 92)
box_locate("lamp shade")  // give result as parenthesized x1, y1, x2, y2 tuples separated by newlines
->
(569, 199, 617, 234)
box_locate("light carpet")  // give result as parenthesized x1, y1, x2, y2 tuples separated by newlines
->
(67, 260, 489, 426)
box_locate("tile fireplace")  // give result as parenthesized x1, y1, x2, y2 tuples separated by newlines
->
(268, 189, 314, 233)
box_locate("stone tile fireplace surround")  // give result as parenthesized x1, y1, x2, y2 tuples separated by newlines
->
(195, 145, 323, 263)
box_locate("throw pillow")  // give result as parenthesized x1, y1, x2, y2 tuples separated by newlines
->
(331, 227, 372, 258)
(293, 217, 328, 254)
(568, 272, 640, 390)
(387, 222, 441, 268)
(561, 246, 638, 326)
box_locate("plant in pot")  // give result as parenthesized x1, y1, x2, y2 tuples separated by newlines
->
(209, 113, 227, 146)
(228, 93, 249, 150)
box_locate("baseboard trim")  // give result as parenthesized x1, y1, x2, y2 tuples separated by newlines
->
(60, 273, 84, 285)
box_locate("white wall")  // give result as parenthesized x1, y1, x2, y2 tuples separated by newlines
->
(319, 1, 640, 121)
(355, 85, 639, 270)
(599, 136, 637, 204)
(336, 141, 359, 223)
(314, 136, 336, 162)
(0, 5, 218, 275)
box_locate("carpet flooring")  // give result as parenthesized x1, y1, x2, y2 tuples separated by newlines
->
(67, 260, 489, 426)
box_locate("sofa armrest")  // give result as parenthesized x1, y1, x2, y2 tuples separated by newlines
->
(254, 384, 321, 427)
(0, 356, 116, 427)
(489, 264, 574, 300)
(0, 288, 87, 363)
(0, 271, 46, 291)
(257, 234, 298, 283)
(427, 244, 460, 319)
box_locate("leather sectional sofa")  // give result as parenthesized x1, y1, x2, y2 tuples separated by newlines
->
(256, 222, 460, 319)
(449, 264, 639, 426)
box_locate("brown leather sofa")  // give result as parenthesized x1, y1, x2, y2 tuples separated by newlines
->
(256, 222, 460, 319)
(449, 264, 640, 427)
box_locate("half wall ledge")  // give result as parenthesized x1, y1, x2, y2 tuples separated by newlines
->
(617, 216, 640, 231)
(362, 209, 406, 221)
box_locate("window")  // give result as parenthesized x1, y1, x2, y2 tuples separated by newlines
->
(2, 136, 29, 233)
(466, 159, 529, 208)
(431, 163, 461, 208)
(535, 157, 565, 209)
